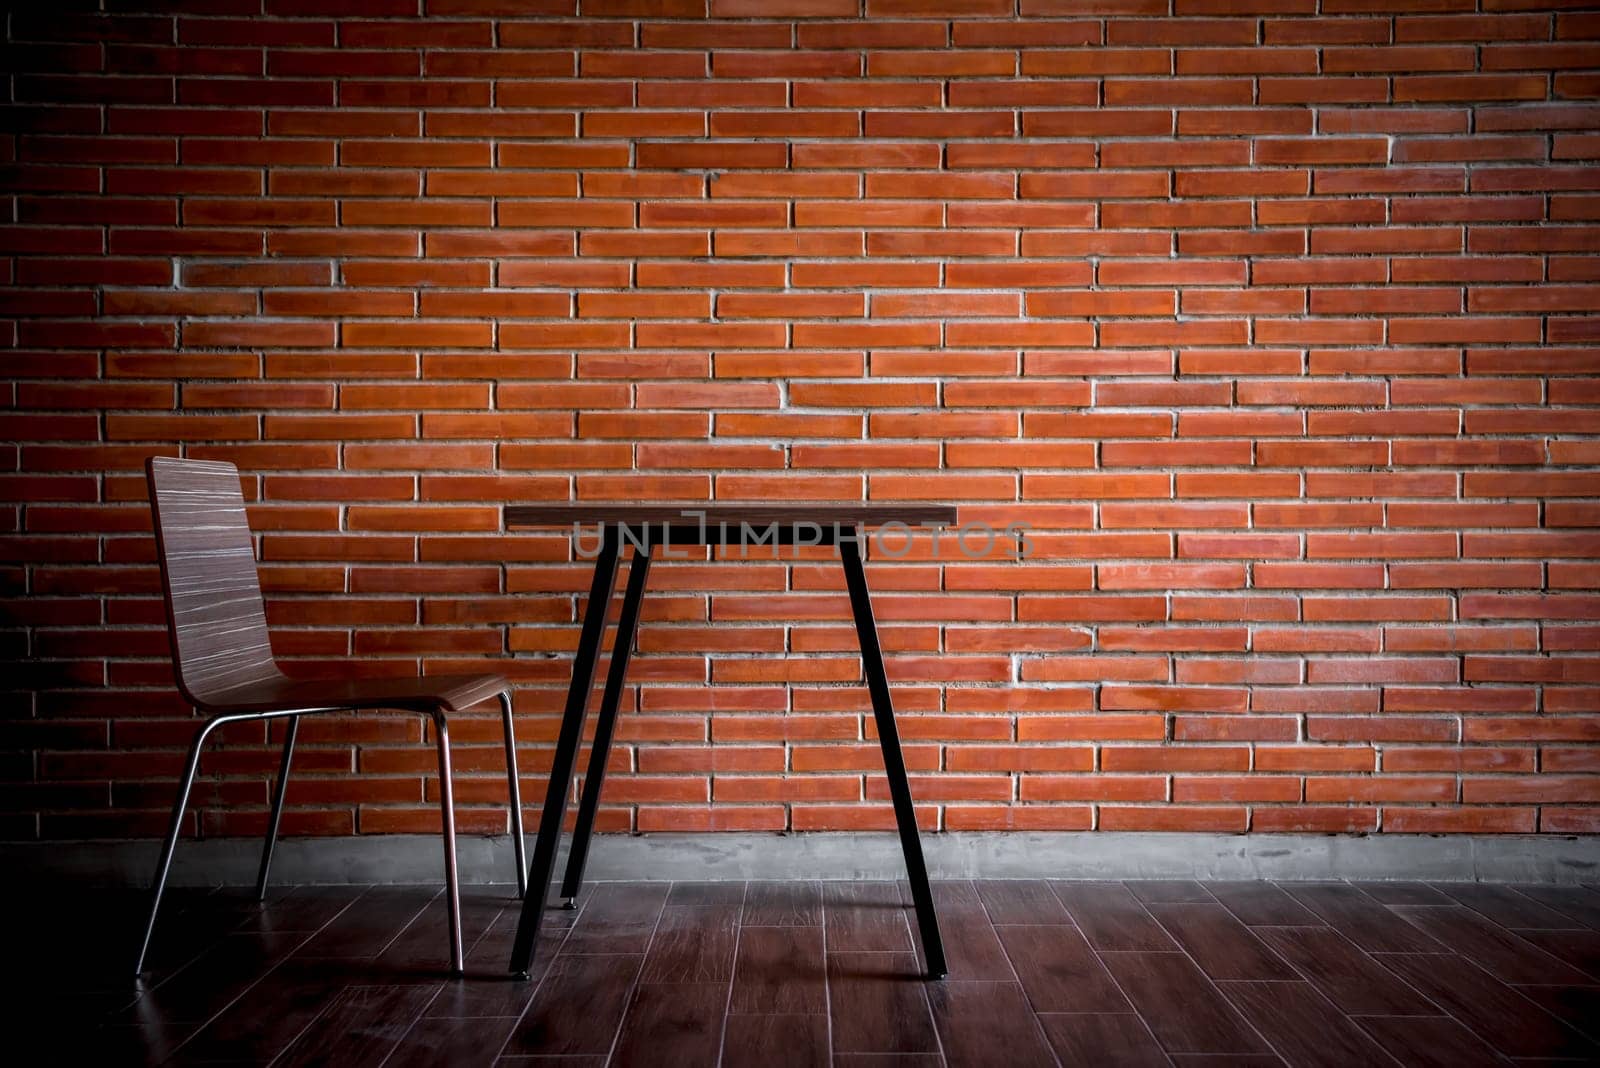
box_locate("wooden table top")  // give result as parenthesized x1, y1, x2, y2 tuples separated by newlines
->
(504, 502, 958, 527)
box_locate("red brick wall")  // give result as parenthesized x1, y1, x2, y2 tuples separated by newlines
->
(3, 1, 1598, 843)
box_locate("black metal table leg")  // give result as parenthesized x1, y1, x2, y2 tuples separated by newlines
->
(839, 529, 947, 980)
(509, 529, 620, 977)
(560, 542, 652, 905)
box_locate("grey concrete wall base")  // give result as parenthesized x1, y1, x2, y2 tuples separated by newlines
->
(7, 832, 1599, 886)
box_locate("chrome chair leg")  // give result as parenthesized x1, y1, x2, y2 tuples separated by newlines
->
(134, 712, 237, 976)
(432, 709, 464, 975)
(498, 691, 528, 899)
(255, 714, 300, 901)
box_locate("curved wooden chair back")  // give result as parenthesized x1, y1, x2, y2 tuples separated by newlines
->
(145, 456, 283, 708)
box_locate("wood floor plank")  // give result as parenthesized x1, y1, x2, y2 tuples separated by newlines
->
(994, 924, 1129, 1013)
(425, 905, 565, 1018)
(291, 885, 436, 960)
(823, 882, 913, 953)
(1434, 884, 1577, 930)
(925, 980, 1057, 1068)
(741, 881, 822, 926)
(137, 890, 261, 979)
(377, 888, 505, 970)
(561, 883, 670, 956)
(1098, 952, 1269, 1056)
(425, 969, 544, 1021)
(1126, 880, 1212, 904)
(1350, 1014, 1502, 1068)
(976, 879, 1073, 925)
(931, 880, 1015, 980)
(163, 958, 359, 1064)
(1508, 885, 1600, 930)
(930, 879, 983, 909)
(1202, 882, 1320, 927)
(729, 925, 826, 1015)
(1252, 926, 1438, 1017)
(1145, 903, 1297, 981)
(1051, 882, 1176, 951)
(719, 1013, 829, 1068)
(1280, 884, 1445, 954)
(1037, 1012, 1170, 1067)
(240, 886, 363, 935)
(273, 982, 441, 1067)
(1352, 882, 1454, 907)
(639, 905, 739, 983)
(1390, 905, 1590, 986)
(1509, 927, 1600, 982)
(1215, 980, 1395, 1068)
(667, 881, 747, 908)
(832, 1056, 944, 1067)
(120, 931, 308, 1024)
(609, 981, 728, 1068)
(386, 1014, 519, 1068)
(1510, 983, 1600, 1042)
(537, 887, 586, 933)
(502, 953, 642, 1056)
(826, 951, 940, 1054)
(1374, 952, 1597, 1059)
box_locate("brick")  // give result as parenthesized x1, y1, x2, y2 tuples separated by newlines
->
(1100, 807, 1249, 832)
(1385, 808, 1538, 834)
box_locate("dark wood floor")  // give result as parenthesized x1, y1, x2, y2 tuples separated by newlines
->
(22, 879, 1600, 1066)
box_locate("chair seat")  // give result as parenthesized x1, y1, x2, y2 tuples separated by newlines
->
(200, 671, 511, 716)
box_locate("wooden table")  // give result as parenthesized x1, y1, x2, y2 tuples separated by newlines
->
(503, 503, 956, 981)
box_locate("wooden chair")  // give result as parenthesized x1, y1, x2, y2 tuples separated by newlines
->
(134, 457, 527, 976)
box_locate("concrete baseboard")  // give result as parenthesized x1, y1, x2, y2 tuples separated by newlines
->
(8, 832, 1600, 886)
